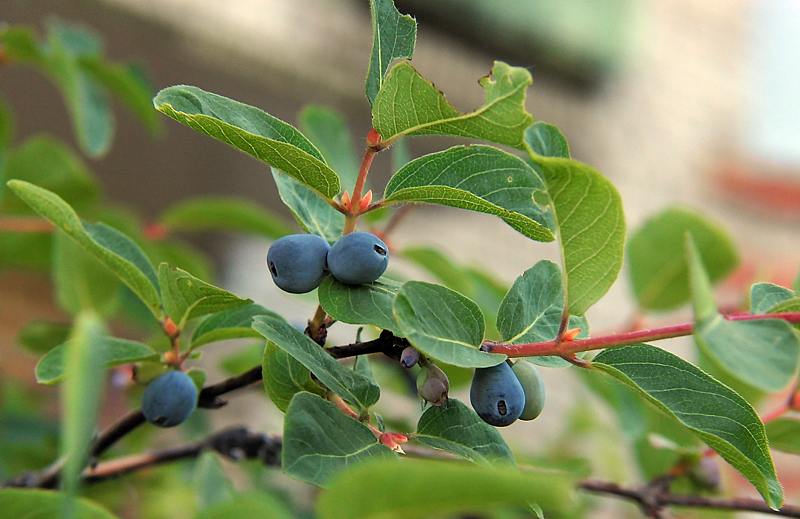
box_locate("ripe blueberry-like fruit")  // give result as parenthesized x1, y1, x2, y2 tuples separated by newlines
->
(470, 362, 525, 427)
(327, 232, 388, 285)
(511, 361, 546, 421)
(142, 370, 198, 427)
(267, 234, 330, 293)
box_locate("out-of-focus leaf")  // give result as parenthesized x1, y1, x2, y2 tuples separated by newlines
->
(765, 418, 800, 455)
(159, 197, 292, 239)
(194, 452, 233, 510)
(750, 282, 794, 315)
(36, 336, 157, 384)
(16, 320, 71, 354)
(0, 489, 116, 519)
(299, 105, 359, 188)
(52, 230, 120, 316)
(196, 492, 294, 519)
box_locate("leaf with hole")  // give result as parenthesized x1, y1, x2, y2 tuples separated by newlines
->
(373, 61, 533, 148)
(154, 85, 340, 198)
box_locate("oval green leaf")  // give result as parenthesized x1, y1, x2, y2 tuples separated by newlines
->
(318, 276, 401, 333)
(36, 336, 158, 384)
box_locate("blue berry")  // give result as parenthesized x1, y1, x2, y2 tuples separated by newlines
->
(327, 232, 388, 285)
(469, 362, 525, 427)
(267, 234, 330, 293)
(511, 361, 546, 420)
(142, 371, 198, 427)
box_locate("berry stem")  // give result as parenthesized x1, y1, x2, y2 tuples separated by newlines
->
(485, 312, 800, 358)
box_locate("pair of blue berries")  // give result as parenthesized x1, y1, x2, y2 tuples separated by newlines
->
(267, 232, 389, 293)
(470, 361, 546, 427)
(142, 370, 198, 427)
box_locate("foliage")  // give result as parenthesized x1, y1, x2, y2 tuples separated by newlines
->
(1, 7, 799, 519)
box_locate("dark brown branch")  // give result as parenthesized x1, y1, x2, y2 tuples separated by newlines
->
(580, 479, 800, 518)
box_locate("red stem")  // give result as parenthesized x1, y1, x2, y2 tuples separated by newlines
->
(486, 312, 800, 358)
(343, 136, 380, 234)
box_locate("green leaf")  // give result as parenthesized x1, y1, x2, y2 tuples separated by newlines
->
(769, 297, 800, 315)
(687, 236, 800, 392)
(0, 94, 13, 179)
(154, 85, 340, 198)
(52, 230, 120, 317)
(765, 418, 800, 455)
(262, 342, 325, 412)
(299, 105, 359, 188)
(157, 263, 251, 327)
(384, 145, 553, 242)
(47, 19, 103, 57)
(158, 197, 293, 238)
(272, 169, 343, 242)
(36, 336, 157, 384)
(0, 489, 117, 519)
(393, 281, 505, 368)
(2, 136, 98, 213)
(191, 304, 275, 348)
(628, 207, 738, 311)
(373, 61, 533, 148)
(78, 57, 162, 134)
(17, 320, 71, 354)
(524, 121, 570, 159)
(282, 392, 394, 486)
(0, 27, 46, 64)
(8, 180, 163, 318)
(196, 492, 294, 519)
(61, 312, 106, 500)
(252, 314, 380, 410)
(527, 152, 625, 315)
(496, 260, 588, 367)
(592, 344, 782, 509)
(318, 276, 401, 333)
(365, 0, 417, 106)
(415, 399, 513, 464)
(317, 458, 576, 519)
(47, 27, 113, 157)
(194, 452, 233, 510)
(219, 343, 264, 375)
(750, 283, 795, 315)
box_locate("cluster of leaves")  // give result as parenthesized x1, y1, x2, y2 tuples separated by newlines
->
(2, 2, 800, 518)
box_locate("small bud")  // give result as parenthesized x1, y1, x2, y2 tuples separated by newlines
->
(417, 363, 449, 406)
(791, 390, 800, 411)
(688, 456, 721, 491)
(400, 346, 420, 368)
(562, 327, 581, 341)
(379, 432, 408, 453)
(163, 350, 180, 366)
(340, 191, 352, 211)
(163, 317, 179, 338)
(359, 190, 373, 212)
(366, 128, 382, 148)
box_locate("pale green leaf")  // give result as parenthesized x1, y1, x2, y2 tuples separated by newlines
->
(17, 320, 71, 354)
(769, 297, 800, 315)
(299, 105, 359, 188)
(750, 283, 795, 315)
(629, 207, 738, 311)
(365, 0, 416, 105)
(2, 136, 98, 213)
(384, 145, 553, 241)
(8, 180, 162, 318)
(0, 489, 117, 519)
(765, 418, 800, 455)
(282, 392, 394, 486)
(154, 85, 340, 198)
(252, 314, 380, 410)
(36, 336, 157, 384)
(524, 121, 570, 159)
(593, 344, 782, 508)
(272, 168, 344, 242)
(0, 27, 46, 64)
(194, 452, 233, 510)
(159, 197, 293, 238)
(415, 399, 512, 464)
(196, 492, 294, 519)
(157, 263, 250, 327)
(52, 231, 120, 317)
(61, 312, 106, 500)
(318, 276, 401, 334)
(373, 61, 533, 148)
(393, 281, 505, 368)
(687, 236, 800, 392)
(317, 458, 576, 519)
(262, 342, 324, 412)
(219, 343, 264, 375)
(497, 260, 588, 367)
(191, 304, 275, 348)
(527, 151, 625, 315)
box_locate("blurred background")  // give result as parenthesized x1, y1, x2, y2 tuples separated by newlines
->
(2, 0, 799, 517)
